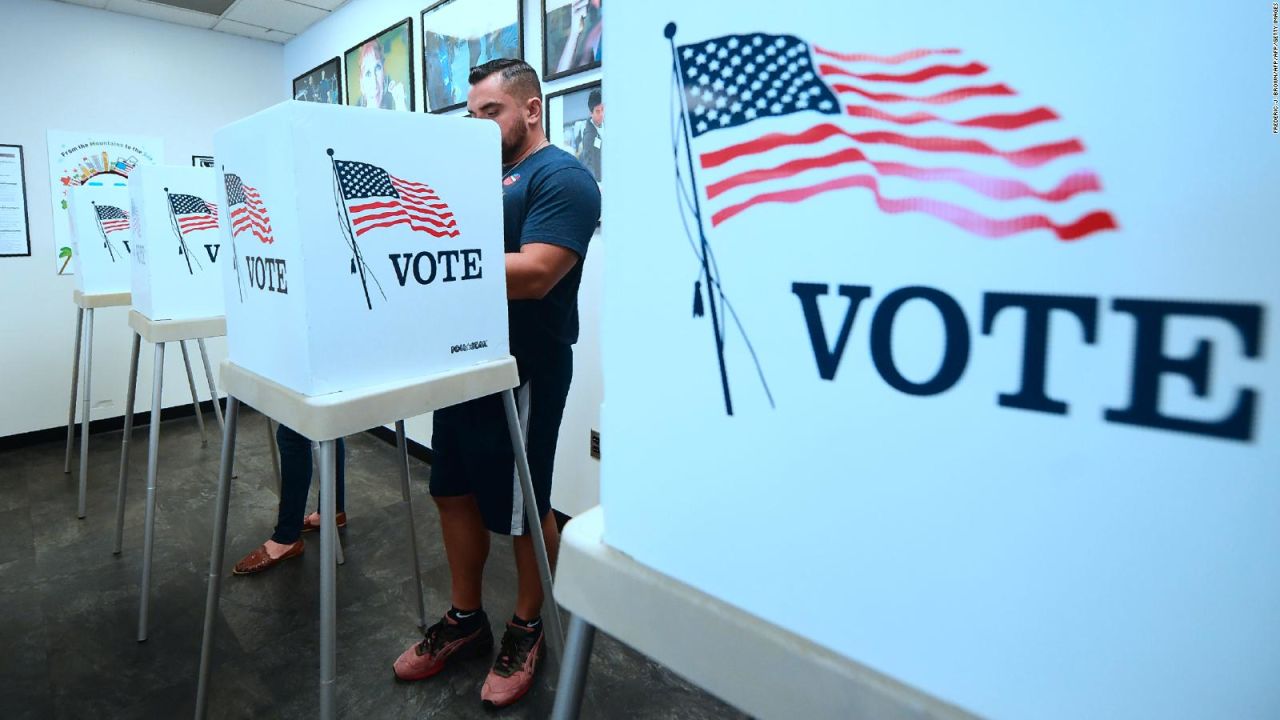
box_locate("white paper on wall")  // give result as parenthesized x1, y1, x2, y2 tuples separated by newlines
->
(68, 184, 134, 295)
(602, 3, 1280, 720)
(213, 100, 509, 396)
(129, 166, 227, 321)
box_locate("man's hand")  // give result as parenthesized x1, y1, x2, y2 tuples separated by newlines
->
(506, 242, 580, 299)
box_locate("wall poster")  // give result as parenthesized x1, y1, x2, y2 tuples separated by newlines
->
(0, 144, 31, 257)
(47, 130, 162, 274)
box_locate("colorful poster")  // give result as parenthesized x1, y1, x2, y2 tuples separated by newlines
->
(47, 130, 162, 274)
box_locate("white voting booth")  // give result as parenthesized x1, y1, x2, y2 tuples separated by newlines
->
(194, 101, 558, 720)
(552, 3, 1280, 720)
(113, 165, 231, 642)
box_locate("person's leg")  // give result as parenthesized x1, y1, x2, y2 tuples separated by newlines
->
(270, 424, 312, 545)
(512, 512, 560, 619)
(436, 494, 490, 610)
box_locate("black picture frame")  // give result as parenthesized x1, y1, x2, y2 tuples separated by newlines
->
(420, 0, 524, 114)
(545, 79, 603, 185)
(293, 56, 343, 105)
(192, 155, 214, 168)
(0, 143, 31, 258)
(541, 0, 602, 82)
(344, 17, 416, 111)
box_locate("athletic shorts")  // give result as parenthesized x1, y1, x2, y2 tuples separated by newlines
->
(429, 344, 573, 535)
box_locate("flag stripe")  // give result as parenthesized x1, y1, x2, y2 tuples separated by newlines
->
(350, 206, 458, 231)
(811, 46, 961, 64)
(818, 61, 989, 84)
(843, 104, 1059, 130)
(709, 172, 1118, 240)
(353, 209, 460, 238)
(827, 81, 1017, 104)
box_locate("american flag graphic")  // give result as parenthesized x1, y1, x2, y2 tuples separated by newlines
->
(168, 193, 220, 236)
(224, 173, 274, 243)
(95, 204, 131, 234)
(333, 159, 459, 238)
(675, 33, 1117, 240)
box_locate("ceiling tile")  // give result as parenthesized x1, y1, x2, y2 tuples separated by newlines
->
(104, 0, 219, 28)
(224, 0, 327, 35)
(288, 0, 347, 10)
(57, 0, 110, 8)
(212, 17, 277, 40)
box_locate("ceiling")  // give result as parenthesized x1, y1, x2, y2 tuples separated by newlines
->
(56, 0, 348, 44)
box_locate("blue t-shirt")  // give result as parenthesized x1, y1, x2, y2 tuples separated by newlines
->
(501, 145, 601, 360)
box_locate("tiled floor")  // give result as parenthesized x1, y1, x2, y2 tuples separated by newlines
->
(0, 408, 747, 719)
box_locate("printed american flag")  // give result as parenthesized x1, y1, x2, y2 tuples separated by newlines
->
(333, 159, 459, 238)
(224, 173, 274, 243)
(676, 33, 1117, 240)
(168, 193, 220, 236)
(95, 205, 131, 234)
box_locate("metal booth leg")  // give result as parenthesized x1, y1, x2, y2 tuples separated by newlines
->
(180, 340, 207, 446)
(64, 306, 85, 474)
(194, 396, 239, 720)
(309, 441, 344, 566)
(550, 614, 598, 720)
(113, 332, 142, 555)
(138, 342, 166, 641)
(77, 308, 95, 519)
(500, 388, 565, 663)
(317, 439, 338, 720)
(395, 420, 428, 629)
(196, 338, 224, 432)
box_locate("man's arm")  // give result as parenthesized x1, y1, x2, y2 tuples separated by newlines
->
(506, 242, 580, 300)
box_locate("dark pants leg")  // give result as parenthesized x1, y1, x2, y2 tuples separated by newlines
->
(272, 425, 345, 545)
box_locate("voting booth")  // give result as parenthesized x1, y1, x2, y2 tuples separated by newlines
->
(68, 184, 133, 295)
(212, 100, 508, 397)
(567, 3, 1280, 720)
(127, 165, 226, 320)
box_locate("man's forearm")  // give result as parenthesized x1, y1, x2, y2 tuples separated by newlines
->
(505, 243, 580, 300)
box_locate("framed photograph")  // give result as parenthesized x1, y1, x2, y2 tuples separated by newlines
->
(0, 144, 31, 257)
(345, 18, 415, 111)
(421, 0, 523, 113)
(546, 80, 602, 190)
(541, 0, 602, 81)
(191, 155, 214, 168)
(294, 57, 343, 104)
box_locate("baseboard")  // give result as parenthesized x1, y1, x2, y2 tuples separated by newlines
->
(0, 399, 225, 453)
(365, 425, 435, 464)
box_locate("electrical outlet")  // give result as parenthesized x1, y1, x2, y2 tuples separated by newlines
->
(590, 429, 600, 460)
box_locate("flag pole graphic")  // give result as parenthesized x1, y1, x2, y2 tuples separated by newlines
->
(91, 201, 119, 263)
(165, 188, 201, 275)
(222, 165, 244, 302)
(666, 22, 734, 416)
(327, 148, 385, 310)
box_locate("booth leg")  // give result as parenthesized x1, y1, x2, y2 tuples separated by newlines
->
(179, 340, 207, 447)
(196, 338, 223, 433)
(113, 332, 142, 555)
(194, 396, 239, 720)
(500, 388, 565, 663)
(550, 614, 598, 720)
(317, 439, 338, 720)
(77, 308, 95, 519)
(138, 342, 165, 642)
(395, 420, 428, 629)
(64, 306, 84, 474)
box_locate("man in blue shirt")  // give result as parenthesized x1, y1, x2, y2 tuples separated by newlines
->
(392, 59, 600, 708)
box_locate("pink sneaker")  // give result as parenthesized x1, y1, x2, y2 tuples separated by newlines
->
(393, 612, 493, 681)
(480, 622, 545, 708)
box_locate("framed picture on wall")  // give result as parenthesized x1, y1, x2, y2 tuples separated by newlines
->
(294, 57, 343, 104)
(191, 155, 214, 168)
(542, 0, 602, 81)
(421, 0, 523, 114)
(0, 144, 32, 258)
(344, 18, 415, 111)
(546, 80, 602, 191)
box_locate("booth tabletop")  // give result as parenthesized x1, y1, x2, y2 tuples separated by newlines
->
(128, 311, 226, 344)
(218, 357, 519, 442)
(73, 290, 131, 309)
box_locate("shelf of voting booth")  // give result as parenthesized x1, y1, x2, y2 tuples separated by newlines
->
(194, 101, 562, 720)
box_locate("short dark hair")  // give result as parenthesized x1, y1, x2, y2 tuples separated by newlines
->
(587, 88, 602, 111)
(469, 59, 541, 101)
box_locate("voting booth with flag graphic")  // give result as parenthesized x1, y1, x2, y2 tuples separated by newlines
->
(68, 184, 133, 295)
(127, 166, 226, 321)
(213, 101, 508, 396)
(601, 2, 1279, 720)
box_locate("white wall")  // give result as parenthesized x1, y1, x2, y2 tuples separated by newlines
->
(0, 0, 283, 439)
(283, 0, 604, 514)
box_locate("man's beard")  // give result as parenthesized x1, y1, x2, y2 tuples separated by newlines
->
(501, 122, 529, 165)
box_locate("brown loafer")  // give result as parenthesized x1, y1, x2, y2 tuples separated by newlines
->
(232, 540, 304, 575)
(302, 512, 347, 533)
